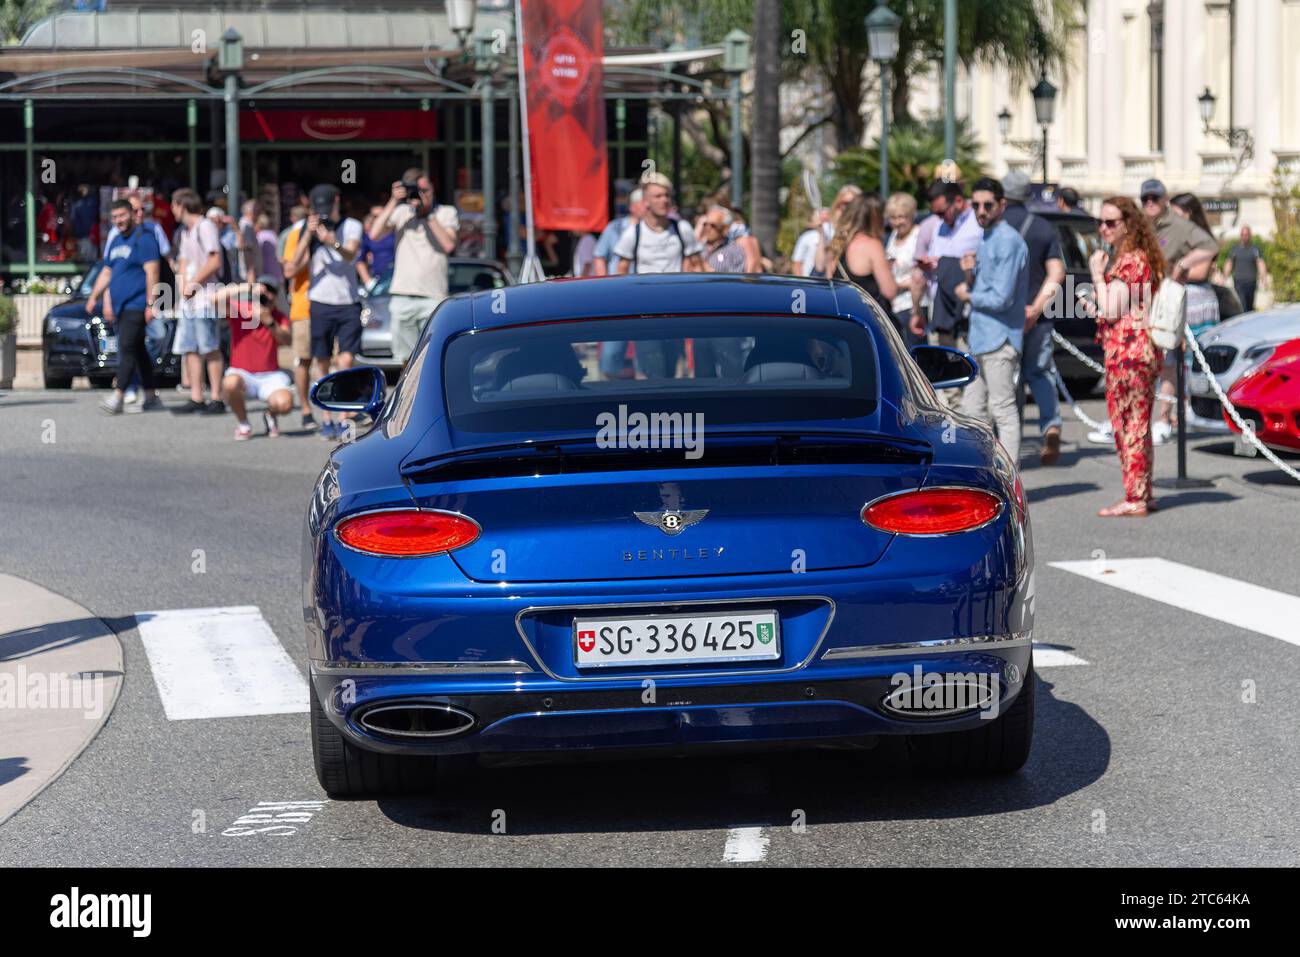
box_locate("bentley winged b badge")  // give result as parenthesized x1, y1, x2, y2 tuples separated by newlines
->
(633, 509, 709, 537)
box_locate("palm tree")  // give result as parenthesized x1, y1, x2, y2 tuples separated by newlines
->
(830, 120, 988, 201)
(1, 0, 59, 46)
(750, 0, 781, 254)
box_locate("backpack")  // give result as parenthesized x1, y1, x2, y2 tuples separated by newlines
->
(631, 218, 687, 271)
(1147, 278, 1187, 352)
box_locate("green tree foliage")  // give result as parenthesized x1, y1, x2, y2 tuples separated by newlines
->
(1268, 168, 1300, 304)
(2, 0, 58, 46)
(830, 121, 989, 203)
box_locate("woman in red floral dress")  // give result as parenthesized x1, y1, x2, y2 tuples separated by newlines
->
(1090, 196, 1166, 517)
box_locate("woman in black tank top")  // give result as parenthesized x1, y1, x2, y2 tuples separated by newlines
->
(824, 193, 897, 327)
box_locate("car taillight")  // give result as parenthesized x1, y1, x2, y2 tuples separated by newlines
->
(335, 510, 480, 557)
(862, 488, 1003, 536)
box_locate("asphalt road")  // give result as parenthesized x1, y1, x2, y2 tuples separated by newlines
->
(2, 387, 1299, 866)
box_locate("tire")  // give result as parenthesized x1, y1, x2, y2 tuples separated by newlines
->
(907, 664, 1035, 774)
(89, 376, 115, 390)
(44, 369, 73, 389)
(310, 683, 439, 798)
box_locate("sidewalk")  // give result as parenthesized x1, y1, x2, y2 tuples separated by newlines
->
(0, 573, 123, 826)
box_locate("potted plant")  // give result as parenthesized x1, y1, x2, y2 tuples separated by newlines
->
(0, 294, 17, 389)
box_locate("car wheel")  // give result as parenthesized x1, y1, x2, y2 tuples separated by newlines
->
(89, 376, 116, 390)
(43, 369, 73, 389)
(310, 682, 439, 798)
(907, 664, 1035, 774)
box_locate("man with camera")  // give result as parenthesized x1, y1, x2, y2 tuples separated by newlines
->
(209, 275, 294, 441)
(369, 168, 459, 365)
(288, 183, 363, 442)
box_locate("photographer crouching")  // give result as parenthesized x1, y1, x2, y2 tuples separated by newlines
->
(368, 168, 459, 365)
(209, 275, 295, 440)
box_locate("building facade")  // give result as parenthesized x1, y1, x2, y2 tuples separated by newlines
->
(908, 0, 1299, 236)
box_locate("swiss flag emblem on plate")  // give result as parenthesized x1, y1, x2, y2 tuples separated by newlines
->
(577, 630, 596, 652)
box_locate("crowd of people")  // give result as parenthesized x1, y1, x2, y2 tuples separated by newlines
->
(571, 168, 1265, 519)
(92, 168, 459, 443)
(86, 160, 1268, 517)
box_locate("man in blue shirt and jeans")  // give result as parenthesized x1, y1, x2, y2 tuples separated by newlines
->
(955, 177, 1029, 464)
(97, 199, 163, 415)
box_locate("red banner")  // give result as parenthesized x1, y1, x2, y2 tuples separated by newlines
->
(521, 0, 608, 233)
(239, 110, 438, 143)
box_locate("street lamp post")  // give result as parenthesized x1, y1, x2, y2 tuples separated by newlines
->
(475, 34, 499, 262)
(218, 29, 244, 216)
(723, 30, 751, 211)
(943, 0, 956, 162)
(997, 71, 1057, 186)
(866, 1, 901, 200)
(1031, 72, 1058, 187)
(1197, 87, 1255, 167)
(447, 0, 477, 50)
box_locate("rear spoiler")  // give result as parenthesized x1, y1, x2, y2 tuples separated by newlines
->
(401, 430, 931, 483)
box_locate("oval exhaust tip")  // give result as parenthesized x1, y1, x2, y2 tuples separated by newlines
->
(357, 702, 476, 739)
(880, 678, 997, 719)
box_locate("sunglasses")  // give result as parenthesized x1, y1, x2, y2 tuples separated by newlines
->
(1100, 217, 1124, 229)
(1141, 195, 1163, 204)
(972, 200, 999, 211)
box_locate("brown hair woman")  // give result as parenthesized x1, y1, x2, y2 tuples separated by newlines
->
(1091, 196, 1166, 517)
(825, 193, 897, 325)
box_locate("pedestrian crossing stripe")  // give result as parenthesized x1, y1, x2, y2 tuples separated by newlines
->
(1050, 557, 1300, 647)
(136, 606, 307, 720)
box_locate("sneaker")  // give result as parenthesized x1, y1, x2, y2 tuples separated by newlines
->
(1152, 420, 1173, 445)
(175, 383, 190, 394)
(125, 394, 162, 414)
(319, 421, 339, 442)
(263, 411, 281, 438)
(1040, 426, 1062, 466)
(1087, 423, 1115, 445)
(199, 400, 226, 416)
(99, 394, 123, 415)
(234, 422, 253, 441)
(172, 398, 206, 415)
(300, 412, 319, 433)
(123, 388, 139, 404)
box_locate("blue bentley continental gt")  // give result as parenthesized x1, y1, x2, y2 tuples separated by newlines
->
(305, 273, 1034, 797)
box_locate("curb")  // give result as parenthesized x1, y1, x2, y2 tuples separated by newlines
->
(0, 573, 123, 827)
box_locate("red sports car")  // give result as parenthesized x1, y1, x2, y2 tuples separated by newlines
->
(1225, 337, 1300, 452)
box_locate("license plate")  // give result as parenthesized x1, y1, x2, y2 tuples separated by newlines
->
(573, 610, 780, 668)
(1188, 372, 1209, 395)
(100, 335, 118, 355)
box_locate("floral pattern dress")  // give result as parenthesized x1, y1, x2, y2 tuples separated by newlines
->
(1097, 251, 1162, 504)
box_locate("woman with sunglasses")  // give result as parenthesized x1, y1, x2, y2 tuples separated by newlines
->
(1090, 197, 1166, 517)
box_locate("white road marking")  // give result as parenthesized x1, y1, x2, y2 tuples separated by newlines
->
(1050, 558, 1300, 647)
(221, 800, 329, 837)
(136, 606, 308, 720)
(1033, 645, 1089, 667)
(723, 826, 769, 863)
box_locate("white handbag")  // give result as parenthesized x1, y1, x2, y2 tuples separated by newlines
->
(1147, 278, 1186, 352)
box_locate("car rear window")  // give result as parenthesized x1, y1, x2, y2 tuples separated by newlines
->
(442, 314, 878, 438)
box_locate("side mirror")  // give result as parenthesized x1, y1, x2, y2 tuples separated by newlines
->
(311, 366, 386, 417)
(910, 345, 979, 390)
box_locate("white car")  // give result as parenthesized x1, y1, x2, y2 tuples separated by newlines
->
(1188, 305, 1300, 430)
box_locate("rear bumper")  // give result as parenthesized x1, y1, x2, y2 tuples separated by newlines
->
(311, 640, 1032, 756)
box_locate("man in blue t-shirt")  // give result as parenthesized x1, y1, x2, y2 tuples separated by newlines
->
(97, 199, 163, 415)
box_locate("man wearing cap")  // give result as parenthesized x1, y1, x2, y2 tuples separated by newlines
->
(1141, 179, 1218, 283)
(1002, 170, 1066, 465)
(289, 184, 364, 442)
(210, 275, 294, 440)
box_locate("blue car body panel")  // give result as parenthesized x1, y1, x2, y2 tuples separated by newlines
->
(303, 274, 1033, 756)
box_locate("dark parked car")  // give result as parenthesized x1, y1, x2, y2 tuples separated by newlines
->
(41, 261, 182, 389)
(1039, 208, 1242, 392)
